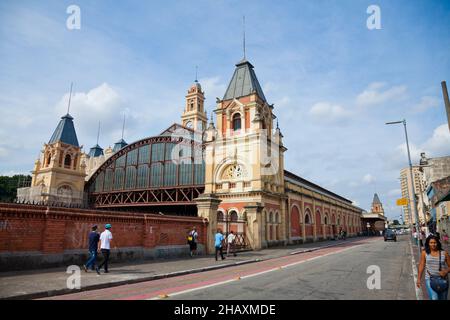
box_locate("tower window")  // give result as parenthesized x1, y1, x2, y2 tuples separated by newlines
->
(232, 113, 241, 131)
(64, 154, 72, 168)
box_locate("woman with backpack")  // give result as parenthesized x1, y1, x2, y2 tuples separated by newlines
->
(417, 235, 450, 300)
(187, 226, 198, 257)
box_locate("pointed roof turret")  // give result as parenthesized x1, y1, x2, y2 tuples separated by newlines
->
(88, 144, 104, 157)
(48, 113, 79, 147)
(372, 193, 382, 205)
(113, 139, 128, 152)
(223, 59, 266, 102)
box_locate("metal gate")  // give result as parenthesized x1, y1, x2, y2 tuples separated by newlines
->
(217, 210, 249, 250)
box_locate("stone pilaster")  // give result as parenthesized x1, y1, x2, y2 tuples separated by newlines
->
(195, 194, 221, 254)
(244, 202, 264, 250)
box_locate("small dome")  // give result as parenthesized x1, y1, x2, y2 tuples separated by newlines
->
(190, 80, 202, 91)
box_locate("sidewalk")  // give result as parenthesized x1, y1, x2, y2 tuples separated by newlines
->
(0, 237, 376, 300)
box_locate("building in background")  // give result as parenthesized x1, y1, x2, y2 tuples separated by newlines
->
(400, 166, 428, 226)
(16, 58, 364, 252)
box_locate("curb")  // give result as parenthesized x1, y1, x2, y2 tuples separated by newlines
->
(2, 237, 373, 300)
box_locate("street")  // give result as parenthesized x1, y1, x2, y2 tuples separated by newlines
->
(43, 236, 416, 300)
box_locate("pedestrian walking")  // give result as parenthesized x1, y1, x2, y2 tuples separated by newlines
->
(413, 230, 419, 245)
(96, 224, 113, 274)
(187, 226, 198, 257)
(214, 229, 225, 261)
(83, 225, 100, 272)
(442, 230, 449, 247)
(226, 230, 237, 257)
(417, 235, 450, 300)
(420, 231, 426, 247)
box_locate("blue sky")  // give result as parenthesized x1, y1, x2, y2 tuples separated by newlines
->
(1, 0, 449, 220)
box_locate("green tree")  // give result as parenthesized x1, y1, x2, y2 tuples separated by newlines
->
(0, 175, 32, 202)
(392, 220, 400, 225)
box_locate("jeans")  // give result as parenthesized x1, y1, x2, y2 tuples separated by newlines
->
(98, 249, 110, 272)
(227, 243, 236, 256)
(425, 278, 449, 300)
(85, 250, 97, 269)
(215, 246, 224, 260)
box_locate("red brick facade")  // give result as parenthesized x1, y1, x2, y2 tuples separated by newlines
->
(0, 203, 207, 254)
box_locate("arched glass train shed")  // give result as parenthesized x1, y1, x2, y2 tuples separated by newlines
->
(85, 124, 205, 215)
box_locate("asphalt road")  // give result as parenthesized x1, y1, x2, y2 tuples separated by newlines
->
(167, 235, 416, 300)
(44, 236, 416, 300)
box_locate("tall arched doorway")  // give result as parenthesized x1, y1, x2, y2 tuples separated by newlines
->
(290, 206, 301, 237)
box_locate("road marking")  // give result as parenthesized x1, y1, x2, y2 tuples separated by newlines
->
(409, 240, 423, 300)
(149, 241, 367, 300)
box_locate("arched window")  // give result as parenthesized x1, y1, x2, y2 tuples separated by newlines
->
(229, 210, 238, 222)
(305, 214, 310, 224)
(269, 212, 274, 223)
(64, 154, 72, 168)
(232, 113, 241, 131)
(324, 216, 328, 225)
(217, 211, 224, 222)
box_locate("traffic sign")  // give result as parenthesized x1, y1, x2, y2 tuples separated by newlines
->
(396, 198, 408, 206)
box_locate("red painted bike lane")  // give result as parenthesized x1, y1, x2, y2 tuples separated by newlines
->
(42, 238, 381, 300)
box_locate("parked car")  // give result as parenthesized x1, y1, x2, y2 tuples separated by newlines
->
(384, 229, 397, 242)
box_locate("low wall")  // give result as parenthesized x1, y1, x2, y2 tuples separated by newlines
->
(0, 203, 208, 271)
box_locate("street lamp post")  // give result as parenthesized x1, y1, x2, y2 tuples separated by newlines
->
(386, 119, 422, 258)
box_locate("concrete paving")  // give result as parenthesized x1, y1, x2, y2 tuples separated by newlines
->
(0, 237, 367, 300)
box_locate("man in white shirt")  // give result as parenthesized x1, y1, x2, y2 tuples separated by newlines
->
(96, 224, 113, 274)
(226, 230, 237, 257)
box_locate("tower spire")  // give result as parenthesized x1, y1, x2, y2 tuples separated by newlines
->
(243, 16, 246, 60)
(96, 121, 101, 145)
(67, 82, 73, 114)
(195, 65, 198, 83)
(121, 114, 126, 140)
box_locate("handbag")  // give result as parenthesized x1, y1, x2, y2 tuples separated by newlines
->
(428, 250, 449, 293)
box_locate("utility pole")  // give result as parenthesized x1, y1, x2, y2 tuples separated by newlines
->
(441, 81, 450, 132)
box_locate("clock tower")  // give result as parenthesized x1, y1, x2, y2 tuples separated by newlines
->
(181, 80, 207, 132)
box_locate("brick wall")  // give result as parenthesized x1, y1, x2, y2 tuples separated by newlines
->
(0, 203, 207, 271)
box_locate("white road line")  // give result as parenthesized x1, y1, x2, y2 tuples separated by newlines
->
(149, 241, 366, 300)
(409, 240, 423, 300)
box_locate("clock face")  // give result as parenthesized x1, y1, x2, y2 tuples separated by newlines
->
(185, 121, 193, 128)
(226, 164, 243, 179)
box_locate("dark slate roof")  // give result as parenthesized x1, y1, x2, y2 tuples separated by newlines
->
(113, 139, 128, 152)
(48, 114, 79, 147)
(88, 144, 104, 157)
(284, 170, 353, 204)
(223, 59, 267, 102)
(372, 193, 382, 205)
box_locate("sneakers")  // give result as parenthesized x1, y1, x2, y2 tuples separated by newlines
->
(82, 265, 88, 272)
(95, 267, 100, 275)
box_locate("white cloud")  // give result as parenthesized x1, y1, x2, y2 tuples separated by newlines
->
(412, 96, 440, 113)
(309, 102, 351, 123)
(395, 142, 422, 165)
(356, 82, 407, 107)
(363, 174, 376, 184)
(422, 124, 450, 157)
(54, 83, 128, 148)
(199, 77, 226, 108)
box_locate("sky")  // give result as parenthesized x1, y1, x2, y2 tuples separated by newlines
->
(0, 0, 449, 220)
